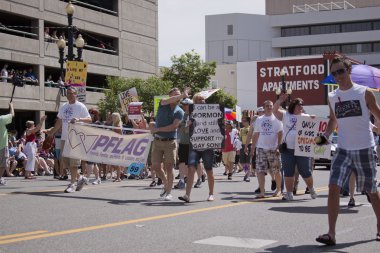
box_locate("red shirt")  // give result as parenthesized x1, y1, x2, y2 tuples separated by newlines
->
(223, 129, 234, 152)
(25, 133, 36, 144)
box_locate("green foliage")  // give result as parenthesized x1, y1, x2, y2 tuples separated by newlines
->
(161, 50, 216, 94)
(206, 89, 237, 109)
(97, 76, 171, 116)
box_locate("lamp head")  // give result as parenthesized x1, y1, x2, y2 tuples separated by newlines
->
(286, 88, 293, 95)
(275, 88, 282, 95)
(65, 1, 75, 15)
(57, 36, 66, 49)
(280, 69, 286, 77)
(75, 34, 85, 48)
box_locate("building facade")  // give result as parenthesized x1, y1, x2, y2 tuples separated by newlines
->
(0, 0, 158, 132)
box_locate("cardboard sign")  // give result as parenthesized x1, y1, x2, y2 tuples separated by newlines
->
(154, 95, 168, 116)
(119, 87, 138, 114)
(128, 102, 143, 120)
(294, 116, 332, 159)
(189, 104, 225, 150)
(65, 61, 88, 103)
(194, 89, 219, 99)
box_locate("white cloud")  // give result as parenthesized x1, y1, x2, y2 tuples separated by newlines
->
(158, 0, 266, 66)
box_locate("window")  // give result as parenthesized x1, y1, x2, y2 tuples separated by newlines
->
(310, 24, 340, 35)
(227, 25, 233, 35)
(342, 22, 371, 33)
(281, 47, 309, 57)
(281, 26, 309, 37)
(310, 45, 340, 55)
(374, 42, 380, 52)
(227, 46, 233, 56)
(374, 21, 380, 30)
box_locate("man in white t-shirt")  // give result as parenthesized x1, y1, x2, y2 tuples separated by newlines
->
(48, 86, 91, 193)
(251, 100, 283, 198)
(1, 64, 8, 82)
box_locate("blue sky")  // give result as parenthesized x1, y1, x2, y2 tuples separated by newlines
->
(158, 0, 266, 66)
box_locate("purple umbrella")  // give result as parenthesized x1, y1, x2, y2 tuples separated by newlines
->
(351, 64, 380, 89)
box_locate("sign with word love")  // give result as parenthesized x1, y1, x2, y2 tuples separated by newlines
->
(127, 162, 145, 175)
(294, 116, 332, 159)
(189, 104, 225, 150)
(65, 61, 88, 103)
(119, 87, 138, 114)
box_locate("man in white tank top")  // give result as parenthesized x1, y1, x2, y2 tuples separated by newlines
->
(316, 56, 380, 246)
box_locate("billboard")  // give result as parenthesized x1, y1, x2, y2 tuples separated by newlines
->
(256, 58, 327, 106)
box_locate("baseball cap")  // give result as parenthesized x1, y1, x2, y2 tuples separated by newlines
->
(181, 98, 193, 105)
(257, 107, 264, 112)
(226, 120, 233, 125)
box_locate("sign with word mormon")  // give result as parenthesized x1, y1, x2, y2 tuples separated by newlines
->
(189, 104, 225, 150)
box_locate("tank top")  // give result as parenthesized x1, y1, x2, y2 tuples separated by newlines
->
(328, 83, 375, 150)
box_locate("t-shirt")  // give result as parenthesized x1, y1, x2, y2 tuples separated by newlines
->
(1, 68, 8, 82)
(254, 114, 283, 150)
(155, 103, 184, 139)
(282, 112, 309, 149)
(240, 126, 250, 145)
(0, 114, 12, 149)
(223, 128, 238, 152)
(57, 101, 90, 141)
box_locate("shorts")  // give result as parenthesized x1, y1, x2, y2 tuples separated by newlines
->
(281, 149, 312, 178)
(54, 149, 61, 159)
(330, 147, 378, 193)
(151, 139, 177, 165)
(178, 143, 189, 165)
(188, 146, 214, 170)
(234, 154, 240, 164)
(240, 144, 251, 164)
(222, 151, 236, 164)
(256, 148, 281, 174)
(251, 148, 257, 169)
(0, 147, 9, 167)
(61, 140, 81, 169)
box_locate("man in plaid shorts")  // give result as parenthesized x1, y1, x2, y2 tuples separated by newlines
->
(251, 100, 283, 198)
(316, 56, 380, 246)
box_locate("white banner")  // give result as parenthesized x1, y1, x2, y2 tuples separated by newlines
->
(294, 116, 332, 159)
(63, 123, 153, 167)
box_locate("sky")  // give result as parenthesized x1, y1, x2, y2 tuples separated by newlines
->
(158, 0, 266, 67)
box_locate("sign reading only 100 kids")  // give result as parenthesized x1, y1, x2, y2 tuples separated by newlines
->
(256, 58, 327, 106)
(189, 104, 225, 150)
(294, 116, 332, 159)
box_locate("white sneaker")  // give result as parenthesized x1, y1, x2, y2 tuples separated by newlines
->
(64, 183, 76, 193)
(0, 177, 7, 186)
(207, 195, 215, 201)
(310, 188, 318, 199)
(164, 194, 173, 201)
(160, 187, 167, 198)
(282, 192, 294, 201)
(76, 176, 87, 191)
(92, 179, 101, 185)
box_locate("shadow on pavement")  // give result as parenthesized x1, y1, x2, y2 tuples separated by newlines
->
(269, 205, 359, 214)
(259, 239, 373, 253)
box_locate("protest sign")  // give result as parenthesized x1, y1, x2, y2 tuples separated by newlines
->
(154, 95, 168, 116)
(119, 87, 138, 114)
(189, 104, 225, 150)
(128, 102, 143, 120)
(235, 105, 242, 122)
(65, 61, 88, 102)
(63, 123, 153, 167)
(194, 89, 219, 99)
(294, 116, 332, 159)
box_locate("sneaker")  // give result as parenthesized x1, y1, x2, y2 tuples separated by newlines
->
(157, 178, 162, 186)
(0, 177, 7, 186)
(227, 173, 232, 180)
(101, 175, 107, 181)
(92, 179, 101, 185)
(164, 194, 173, 201)
(207, 195, 215, 201)
(254, 187, 261, 193)
(194, 179, 202, 188)
(348, 197, 355, 207)
(271, 180, 276, 191)
(309, 188, 317, 199)
(64, 183, 76, 193)
(76, 176, 87, 191)
(243, 175, 250, 182)
(175, 174, 180, 179)
(159, 188, 167, 197)
(178, 194, 190, 203)
(149, 181, 157, 187)
(282, 192, 294, 201)
(201, 174, 206, 182)
(305, 187, 310, 194)
(223, 172, 227, 176)
(174, 180, 186, 189)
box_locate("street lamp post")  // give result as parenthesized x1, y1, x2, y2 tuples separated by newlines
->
(276, 68, 292, 108)
(65, 1, 75, 61)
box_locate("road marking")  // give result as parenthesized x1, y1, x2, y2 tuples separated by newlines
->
(0, 186, 329, 245)
(193, 236, 277, 249)
(0, 231, 48, 240)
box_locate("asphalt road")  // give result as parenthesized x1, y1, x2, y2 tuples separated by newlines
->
(0, 166, 379, 253)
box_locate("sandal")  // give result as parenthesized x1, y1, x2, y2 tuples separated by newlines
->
(376, 232, 380, 241)
(272, 191, 281, 197)
(255, 195, 265, 199)
(316, 234, 336, 246)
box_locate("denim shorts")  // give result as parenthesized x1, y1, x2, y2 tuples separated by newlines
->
(188, 146, 214, 170)
(281, 149, 312, 178)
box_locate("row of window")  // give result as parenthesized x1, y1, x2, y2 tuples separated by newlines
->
(281, 20, 380, 37)
(60, 0, 118, 16)
(281, 42, 380, 57)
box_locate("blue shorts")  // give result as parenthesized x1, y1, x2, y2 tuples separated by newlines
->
(330, 147, 378, 193)
(188, 146, 214, 170)
(54, 149, 61, 159)
(281, 149, 312, 178)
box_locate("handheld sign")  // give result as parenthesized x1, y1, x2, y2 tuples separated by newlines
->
(119, 87, 138, 114)
(127, 162, 145, 175)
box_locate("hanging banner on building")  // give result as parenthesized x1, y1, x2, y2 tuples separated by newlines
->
(294, 116, 332, 159)
(62, 123, 153, 167)
(189, 104, 225, 150)
(65, 61, 88, 103)
(119, 87, 138, 114)
(128, 102, 143, 120)
(256, 58, 327, 106)
(154, 95, 169, 116)
(194, 88, 219, 99)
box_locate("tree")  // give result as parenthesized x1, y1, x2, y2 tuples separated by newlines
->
(161, 50, 216, 94)
(206, 89, 237, 109)
(97, 76, 171, 116)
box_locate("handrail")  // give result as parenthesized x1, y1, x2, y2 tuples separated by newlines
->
(0, 26, 38, 37)
(44, 82, 109, 92)
(84, 44, 117, 54)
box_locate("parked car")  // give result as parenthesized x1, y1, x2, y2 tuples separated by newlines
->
(314, 136, 338, 169)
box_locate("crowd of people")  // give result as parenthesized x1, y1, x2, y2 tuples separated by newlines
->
(1, 64, 39, 85)
(1, 56, 380, 245)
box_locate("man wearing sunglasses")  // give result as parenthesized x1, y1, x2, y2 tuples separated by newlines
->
(316, 56, 380, 245)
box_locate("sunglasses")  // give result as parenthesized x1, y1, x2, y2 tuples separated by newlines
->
(331, 68, 346, 77)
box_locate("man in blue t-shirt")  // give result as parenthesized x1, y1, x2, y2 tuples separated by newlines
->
(149, 87, 189, 201)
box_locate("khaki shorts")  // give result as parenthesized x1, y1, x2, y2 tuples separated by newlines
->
(222, 151, 236, 164)
(256, 148, 281, 173)
(61, 140, 81, 168)
(151, 139, 177, 165)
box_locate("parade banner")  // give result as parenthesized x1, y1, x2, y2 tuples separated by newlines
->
(235, 105, 242, 122)
(119, 87, 138, 114)
(65, 61, 88, 103)
(194, 88, 219, 99)
(154, 95, 168, 116)
(128, 102, 143, 120)
(63, 123, 153, 167)
(189, 104, 225, 150)
(294, 116, 332, 159)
